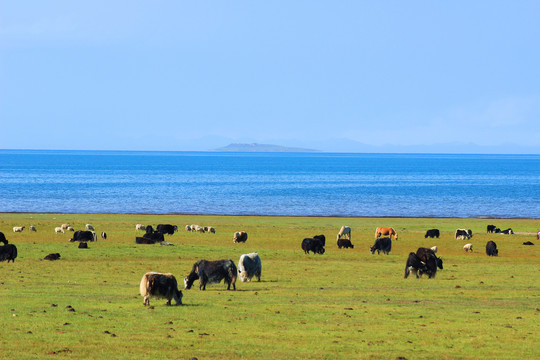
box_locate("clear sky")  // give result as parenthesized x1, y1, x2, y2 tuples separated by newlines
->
(1, 1, 539, 153)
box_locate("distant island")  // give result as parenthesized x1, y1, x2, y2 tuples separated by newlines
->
(214, 143, 318, 152)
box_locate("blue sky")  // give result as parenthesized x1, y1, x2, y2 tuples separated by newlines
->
(1, 1, 539, 153)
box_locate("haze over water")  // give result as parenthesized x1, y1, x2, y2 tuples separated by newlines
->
(0, 150, 539, 218)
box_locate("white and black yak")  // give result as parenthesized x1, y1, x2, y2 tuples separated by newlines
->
(139, 272, 183, 306)
(233, 231, 248, 243)
(455, 229, 472, 240)
(237, 253, 262, 282)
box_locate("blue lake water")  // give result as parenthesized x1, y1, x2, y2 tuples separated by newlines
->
(0, 150, 539, 218)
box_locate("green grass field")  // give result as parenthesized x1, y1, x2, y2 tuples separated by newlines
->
(0, 213, 538, 360)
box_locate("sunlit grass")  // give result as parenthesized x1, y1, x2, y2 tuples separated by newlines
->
(0, 213, 538, 359)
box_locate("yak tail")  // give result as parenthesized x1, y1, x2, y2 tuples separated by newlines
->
(228, 261, 238, 290)
(148, 277, 157, 295)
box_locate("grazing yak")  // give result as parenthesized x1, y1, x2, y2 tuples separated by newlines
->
(237, 253, 262, 282)
(487, 225, 497, 233)
(375, 227, 398, 241)
(29, 225, 37, 232)
(85, 224, 94, 230)
(337, 226, 351, 241)
(486, 241, 498, 256)
(455, 229, 471, 240)
(69, 230, 96, 242)
(404, 252, 429, 279)
(55, 227, 65, 234)
(44, 253, 61, 260)
(463, 243, 473, 252)
(424, 229, 440, 238)
(370, 237, 392, 255)
(184, 259, 237, 291)
(233, 231, 248, 243)
(416, 247, 443, 278)
(136, 224, 146, 231)
(0, 235, 18, 263)
(61, 224, 70, 230)
(500, 228, 514, 235)
(13, 226, 24, 233)
(140, 272, 183, 306)
(204, 226, 216, 234)
(157, 224, 178, 235)
(337, 238, 354, 249)
(101, 232, 107, 240)
(301, 238, 325, 255)
(191, 225, 205, 233)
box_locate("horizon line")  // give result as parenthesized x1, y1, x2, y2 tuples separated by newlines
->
(1, 148, 539, 156)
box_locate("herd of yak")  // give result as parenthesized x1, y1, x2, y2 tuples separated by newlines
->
(1, 222, 537, 307)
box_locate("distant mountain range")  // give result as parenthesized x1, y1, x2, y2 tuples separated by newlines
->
(206, 139, 539, 154)
(214, 143, 318, 153)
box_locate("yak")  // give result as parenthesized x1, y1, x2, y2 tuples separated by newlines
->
(140, 272, 183, 306)
(184, 259, 237, 291)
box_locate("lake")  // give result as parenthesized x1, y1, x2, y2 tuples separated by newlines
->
(0, 150, 538, 218)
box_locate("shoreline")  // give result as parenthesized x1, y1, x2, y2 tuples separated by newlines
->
(2, 211, 538, 220)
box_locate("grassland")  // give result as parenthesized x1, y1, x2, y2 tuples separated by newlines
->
(0, 213, 538, 360)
